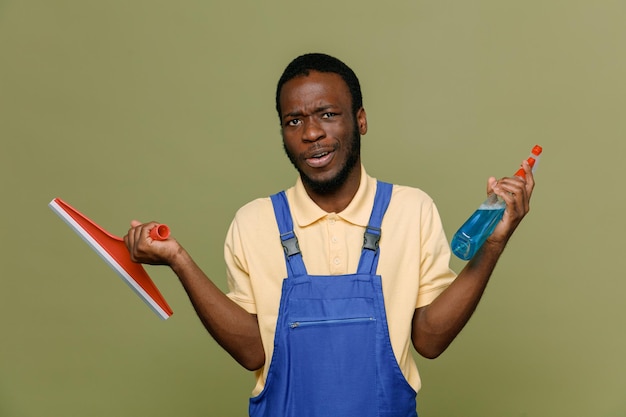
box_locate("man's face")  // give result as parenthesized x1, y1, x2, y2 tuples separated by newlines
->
(279, 71, 367, 195)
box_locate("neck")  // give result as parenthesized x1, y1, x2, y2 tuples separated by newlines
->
(303, 164, 362, 213)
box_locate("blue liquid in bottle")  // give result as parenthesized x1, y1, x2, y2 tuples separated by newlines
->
(450, 197, 505, 261)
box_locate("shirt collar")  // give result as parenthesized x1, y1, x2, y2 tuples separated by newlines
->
(289, 165, 377, 228)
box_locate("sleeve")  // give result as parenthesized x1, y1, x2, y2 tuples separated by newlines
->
(415, 199, 457, 308)
(224, 213, 258, 314)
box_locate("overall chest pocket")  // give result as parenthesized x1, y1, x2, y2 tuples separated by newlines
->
(284, 297, 379, 417)
(289, 316, 375, 328)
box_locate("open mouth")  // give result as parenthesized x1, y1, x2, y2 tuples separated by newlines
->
(305, 150, 334, 168)
(312, 151, 329, 158)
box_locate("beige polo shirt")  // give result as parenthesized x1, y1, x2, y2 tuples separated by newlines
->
(225, 165, 456, 396)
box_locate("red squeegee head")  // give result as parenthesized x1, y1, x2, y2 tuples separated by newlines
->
(48, 198, 173, 320)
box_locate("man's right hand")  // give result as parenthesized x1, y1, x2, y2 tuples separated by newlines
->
(124, 220, 182, 266)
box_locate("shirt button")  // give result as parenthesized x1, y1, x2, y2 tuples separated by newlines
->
(333, 257, 340, 265)
(329, 218, 336, 225)
(331, 236, 338, 243)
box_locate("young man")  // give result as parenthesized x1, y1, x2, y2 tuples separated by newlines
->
(124, 53, 535, 416)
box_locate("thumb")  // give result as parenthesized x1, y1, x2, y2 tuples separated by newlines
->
(130, 219, 142, 227)
(487, 176, 498, 194)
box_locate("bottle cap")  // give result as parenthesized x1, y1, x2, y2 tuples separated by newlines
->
(515, 145, 542, 178)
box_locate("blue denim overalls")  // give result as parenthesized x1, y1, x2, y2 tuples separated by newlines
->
(249, 181, 418, 417)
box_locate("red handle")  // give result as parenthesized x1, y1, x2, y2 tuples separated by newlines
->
(149, 224, 170, 240)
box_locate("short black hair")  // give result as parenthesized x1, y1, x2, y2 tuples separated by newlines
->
(275, 53, 363, 121)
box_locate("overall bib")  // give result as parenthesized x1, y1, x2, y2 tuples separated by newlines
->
(249, 181, 417, 417)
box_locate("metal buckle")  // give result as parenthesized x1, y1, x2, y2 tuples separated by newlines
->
(280, 233, 301, 256)
(363, 227, 381, 251)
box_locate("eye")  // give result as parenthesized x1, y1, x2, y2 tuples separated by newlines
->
(286, 118, 301, 127)
(321, 112, 337, 119)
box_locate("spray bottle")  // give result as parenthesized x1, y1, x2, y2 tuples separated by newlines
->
(450, 145, 543, 260)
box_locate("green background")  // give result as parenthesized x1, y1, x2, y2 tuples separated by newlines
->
(1, 1, 625, 416)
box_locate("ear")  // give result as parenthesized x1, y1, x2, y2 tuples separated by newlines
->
(356, 107, 368, 135)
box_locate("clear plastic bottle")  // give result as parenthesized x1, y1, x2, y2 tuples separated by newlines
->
(450, 145, 543, 260)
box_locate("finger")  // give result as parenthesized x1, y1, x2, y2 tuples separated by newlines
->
(130, 222, 146, 249)
(493, 177, 526, 208)
(505, 179, 531, 215)
(123, 227, 137, 255)
(128, 224, 149, 262)
(125, 220, 143, 246)
(486, 176, 498, 195)
(521, 160, 536, 195)
(134, 221, 163, 247)
(136, 223, 148, 243)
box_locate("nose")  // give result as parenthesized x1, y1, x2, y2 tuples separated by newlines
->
(302, 117, 325, 142)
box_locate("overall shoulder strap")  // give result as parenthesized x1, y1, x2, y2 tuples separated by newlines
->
(357, 181, 393, 275)
(270, 191, 308, 277)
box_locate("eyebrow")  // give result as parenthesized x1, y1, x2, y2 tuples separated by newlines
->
(282, 105, 337, 121)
